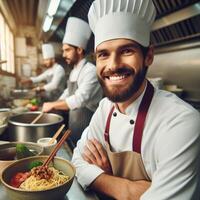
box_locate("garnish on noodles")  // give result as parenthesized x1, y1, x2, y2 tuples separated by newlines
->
(10, 165, 70, 191)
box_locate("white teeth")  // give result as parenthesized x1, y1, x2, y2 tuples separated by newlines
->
(109, 75, 125, 81)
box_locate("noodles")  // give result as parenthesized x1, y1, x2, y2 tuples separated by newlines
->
(20, 167, 70, 191)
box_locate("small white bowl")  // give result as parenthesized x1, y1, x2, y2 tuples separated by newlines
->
(37, 137, 57, 155)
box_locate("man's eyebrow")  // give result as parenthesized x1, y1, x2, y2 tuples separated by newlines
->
(96, 43, 141, 54)
(95, 49, 107, 55)
(119, 43, 141, 50)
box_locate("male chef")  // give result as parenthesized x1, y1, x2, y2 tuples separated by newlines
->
(71, 0, 200, 199)
(42, 17, 102, 148)
(21, 43, 66, 101)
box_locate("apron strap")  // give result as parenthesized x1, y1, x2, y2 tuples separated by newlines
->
(77, 60, 87, 82)
(104, 106, 115, 144)
(133, 81, 154, 153)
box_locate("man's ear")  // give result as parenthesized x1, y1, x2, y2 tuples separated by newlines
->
(145, 45, 154, 66)
(77, 47, 84, 55)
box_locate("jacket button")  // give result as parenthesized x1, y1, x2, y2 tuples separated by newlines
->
(130, 119, 134, 125)
(113, 112, 117, 117)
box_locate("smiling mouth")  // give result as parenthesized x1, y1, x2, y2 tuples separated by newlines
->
(104, 73, 131, 81)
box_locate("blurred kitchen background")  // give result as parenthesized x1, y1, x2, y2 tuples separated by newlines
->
(0, 0, 200, 111)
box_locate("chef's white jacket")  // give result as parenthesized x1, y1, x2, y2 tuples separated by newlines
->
(31, 63, 65, 92)
(72, 85, 200, 200)
(59, 58, 102, 112)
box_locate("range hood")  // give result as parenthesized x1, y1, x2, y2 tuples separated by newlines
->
(1, 0, 199, 50)
(51, 0, 200, 50)
(151, 0, 200, 49)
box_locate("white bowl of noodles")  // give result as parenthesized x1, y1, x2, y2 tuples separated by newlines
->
(1, 156, 75, 200)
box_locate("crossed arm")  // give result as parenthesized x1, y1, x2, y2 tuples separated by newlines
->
(82, 139, 150, 200)
(73, 101, 200, 200)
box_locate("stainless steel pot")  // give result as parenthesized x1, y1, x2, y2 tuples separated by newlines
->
(8, 112, 64, 142)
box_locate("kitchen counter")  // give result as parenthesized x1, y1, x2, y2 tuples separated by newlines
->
(0, 142, 99, 200)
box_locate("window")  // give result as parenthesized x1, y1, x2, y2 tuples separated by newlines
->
(0, 11, 15, 73)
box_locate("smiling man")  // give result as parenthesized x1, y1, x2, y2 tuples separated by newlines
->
(72, 0, 200, 199)
(96, 39, 150, 104)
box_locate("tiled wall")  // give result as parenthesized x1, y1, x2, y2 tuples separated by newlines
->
(148, 47, 200, 101)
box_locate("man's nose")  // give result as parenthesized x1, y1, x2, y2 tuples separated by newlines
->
(62, 52, 66, 58)
(107, 54, 120, 71)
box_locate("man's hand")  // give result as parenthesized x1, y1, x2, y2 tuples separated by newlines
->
(42, 102, 55, 112)
(42, 100, 69, 112)
(82, 139, 112, 174)
(32, 86, 40, 92)
(20, 78, 32, 85)
(32, 86, 45, 93)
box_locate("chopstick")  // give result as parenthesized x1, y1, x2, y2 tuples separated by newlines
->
(42, 129, 71, 167)
(31, 112, 43, 124)
(48, 124, 65, 145)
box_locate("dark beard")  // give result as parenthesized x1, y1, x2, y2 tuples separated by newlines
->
(98, 66, 148, 102)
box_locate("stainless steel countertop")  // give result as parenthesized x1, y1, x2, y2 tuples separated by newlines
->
(0, 142, 99, 200)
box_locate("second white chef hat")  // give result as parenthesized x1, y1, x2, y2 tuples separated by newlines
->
(62, 17, 92, 50)
(42, 44, 55, 59)
(88, 0, 156, 49)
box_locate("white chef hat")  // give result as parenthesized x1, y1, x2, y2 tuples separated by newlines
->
(88, 0, 156, 49)
(42, 43, 55, 59)
(62, 17, 92, 50)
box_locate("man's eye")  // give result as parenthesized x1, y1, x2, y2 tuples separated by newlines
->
(121, 49, 134, 55)
(97, 52, 108, 59)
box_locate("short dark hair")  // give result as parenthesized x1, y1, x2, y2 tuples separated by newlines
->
(68, 44, 85, 55)
(140, 45, 149, 58)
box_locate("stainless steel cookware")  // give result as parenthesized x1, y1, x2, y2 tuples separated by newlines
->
(8, 112, 64, 142)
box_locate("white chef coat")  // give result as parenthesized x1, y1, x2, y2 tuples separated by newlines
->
(59, 58, 102, 112)
(72, 85, 200, 200)
(31, 63, 65, 92)
(30, 63, 65, 101)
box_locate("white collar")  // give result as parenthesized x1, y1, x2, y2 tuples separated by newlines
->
(45, 62, 57, 72)
(74, 58, 87, 69)
(114, 82, 148, 116)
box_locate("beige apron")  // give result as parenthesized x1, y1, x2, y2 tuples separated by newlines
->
(67, 61, 94, 149)
(99, 81, 154, 199)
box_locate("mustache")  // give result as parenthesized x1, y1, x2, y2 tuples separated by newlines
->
(102, 67, 134, 77)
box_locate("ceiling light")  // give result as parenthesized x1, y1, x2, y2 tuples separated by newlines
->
(47, 0, 61, 16)
(42, 15, 53, 32)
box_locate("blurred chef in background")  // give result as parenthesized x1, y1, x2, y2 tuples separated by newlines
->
(21, 43, 66, 101)
(42, 17, 102, 149)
